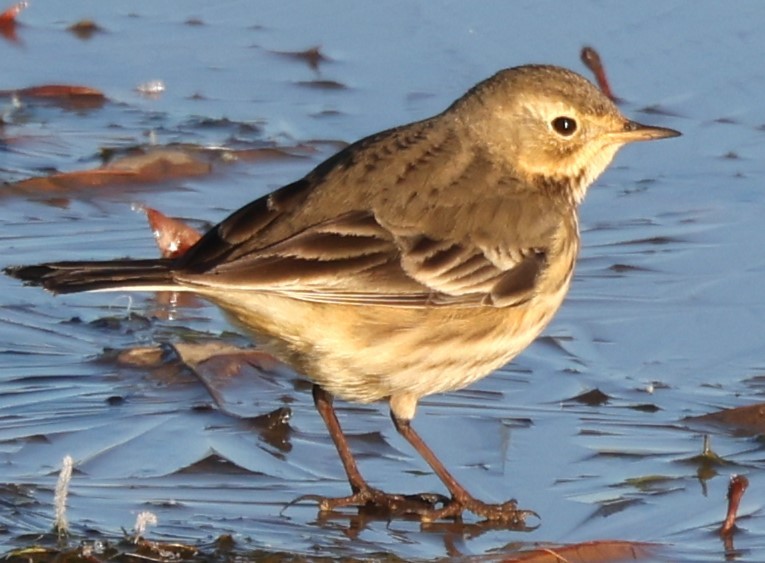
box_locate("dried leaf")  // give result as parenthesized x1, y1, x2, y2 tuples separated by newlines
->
(581, 46, 617, 102)
(721, 474, 749, 536)
(139, 205, 201, 258)
(686, 402, 765, 435)
(14, 84, 105, 99)
(10, 169, 140, 192)
(566, 388, 610, 406)
(116, 345, 166, 367)
(297, 79, 346, 90)
(505, 539, 657, 562)
(68, 19, 103, 39)
(0, 83, 106, 108)
(6, 140, 322, 196)
(104, 148, 211, 179)
(227, 145, 317, 162)
(0, 1, 27, 27)
(172, 341, 288, 419)
(8, 148, 212, 193)
(274, 45, 330, 70)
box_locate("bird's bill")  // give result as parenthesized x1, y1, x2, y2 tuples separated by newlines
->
(610, 120, 681, 143)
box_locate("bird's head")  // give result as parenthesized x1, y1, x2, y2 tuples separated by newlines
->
(454, 64, 680, 204)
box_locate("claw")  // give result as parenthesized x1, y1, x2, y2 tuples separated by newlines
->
(287, 487, 536, 527)
(298, 487, 447, 516)
(419, 497, 536, 526)
(306, 387, 538, 528)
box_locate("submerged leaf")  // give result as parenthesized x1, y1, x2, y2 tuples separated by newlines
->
(273, 45, 330, 70)
(505, 539, 658, 562)
(5, 143, 318, 197)
(68, 19, 104, 39)
(566, 388, 610, 406)
(167, 341, 297, 425)
(8, 148, 211, 193)
(12, 84, 105, 99)
(686, 402, 765, 436)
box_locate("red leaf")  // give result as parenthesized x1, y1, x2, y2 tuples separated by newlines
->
(140, 206, 202, 258)
(721, 474, 749, 536)
(0, 1, 27, 27)
(581, 46, 617, 102)
(15, 84, 105, 99)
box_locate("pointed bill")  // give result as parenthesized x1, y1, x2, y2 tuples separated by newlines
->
(610, 120, 681, 143)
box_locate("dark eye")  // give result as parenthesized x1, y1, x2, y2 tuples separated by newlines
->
(551, 116, 577, 136)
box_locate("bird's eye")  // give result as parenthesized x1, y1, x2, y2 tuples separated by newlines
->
(551, 116, 577, 137)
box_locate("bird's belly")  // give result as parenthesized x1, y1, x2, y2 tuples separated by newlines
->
(202, 287, 567, 405)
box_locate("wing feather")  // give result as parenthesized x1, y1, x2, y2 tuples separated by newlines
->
(178, 210, 546, 308)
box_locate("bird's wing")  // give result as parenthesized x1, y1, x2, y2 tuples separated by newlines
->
(177, 209, 548, 308)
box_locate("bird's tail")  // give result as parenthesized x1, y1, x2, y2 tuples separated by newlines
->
(4, 259, 178, 294)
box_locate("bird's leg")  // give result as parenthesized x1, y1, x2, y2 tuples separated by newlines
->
(299, 385, 448, 514)
(391, 413, 536, 525)
(312, 385, 369, 496)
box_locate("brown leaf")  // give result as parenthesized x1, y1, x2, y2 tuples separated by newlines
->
(721, 474, 749, 536)
(14, 84, 106, 99)
(504, 539, 657, 562)
(297, 79, 347, 90)
(686, 402, 765, 435)
(6, 143, 317, 197)
(116, 345, 165, 367)
(11, 169, 139, 192)
(9, 148, 212, 194)
(581, 46, 617, 102)
(0, 83, 106, 108)
(171, 341, 289, 419)
(139, 205, 202, 258)
(104, 148, 211, 179)
(566, 388, 610, 406)
(274, 45, 330, 70)
(68, 19, 103, 39)
(175, 341, 278, 370)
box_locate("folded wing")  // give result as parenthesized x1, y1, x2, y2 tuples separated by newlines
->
(177, 210, 547, 308)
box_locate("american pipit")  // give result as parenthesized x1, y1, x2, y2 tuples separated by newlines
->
(6, 65, 679, 525)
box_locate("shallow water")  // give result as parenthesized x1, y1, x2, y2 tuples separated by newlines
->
(1, 1, 765, 560)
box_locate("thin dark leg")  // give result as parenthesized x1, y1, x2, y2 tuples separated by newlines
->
(391, 413, 535, 525)
(312, 385, 368, 494)
(296, 385, 447, 514)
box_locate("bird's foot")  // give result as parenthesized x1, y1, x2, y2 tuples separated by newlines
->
(294, 488, 536, 527)
(295, 487, 450, 516)
(419, 496, 538, 526)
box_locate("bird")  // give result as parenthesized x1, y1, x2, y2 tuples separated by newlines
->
(5, 64, 680, 525)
